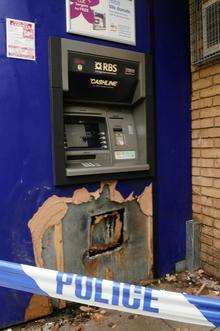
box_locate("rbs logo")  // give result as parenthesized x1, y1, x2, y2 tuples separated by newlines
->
(95, 61, 118, 73)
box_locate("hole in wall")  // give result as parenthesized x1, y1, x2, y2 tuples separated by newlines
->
(86, 208, 124, 258)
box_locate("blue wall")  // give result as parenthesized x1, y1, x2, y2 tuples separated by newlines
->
(0, 0, 190, 327)
(153, 0, 191, 276)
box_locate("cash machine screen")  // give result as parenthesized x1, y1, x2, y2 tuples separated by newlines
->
(68, 53, 139, 104)
(65, 115, 107, 150)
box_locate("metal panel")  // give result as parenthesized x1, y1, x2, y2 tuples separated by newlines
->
(186, 220, 201, 271)
(60, 188, 150, 283)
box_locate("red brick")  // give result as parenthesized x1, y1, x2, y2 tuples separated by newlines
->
(192, 71, 200, 81)
(192, 148, 201, 157)
(192, 185, 201, 195)
(213, 95, 220, 106)
(201, 187, 220, 199)
(192, 109, 200, 119)
(192, 176, 213, 186)
(202, 225, 214, 236)
(200, 64, 220, 78)
(213, 74, 220, 84)
(193, 77, 212, 91)
(198, 158, 214, 167)
(201, 168, 220, 178)
(214, 238, 220, 249)
(199, 214, 214, 226)
(192, 129, 201, 139)
(192, 203, 202, 213)
(202, 206, 220, 219)
(200, 127, 220, 138)
(201, 148, 220, 158)
(192, 167, 200, 175)
(213, 198, 220, 209)
(214, 228, 220, 239)
(215, 116, 220, 126)
(200, 107, 220, 118)
(214, 219, 220, 229)
(214, 138, 220, 147)
(200, 85, 220, 98)
(214, 179, 220, 188)
(201, 234, 213, 246)
(200, 196, 213, 207)
(192, 98, 212, 110)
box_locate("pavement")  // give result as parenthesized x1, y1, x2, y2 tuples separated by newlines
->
(40, 310, 218, 331)
(72, 311, 215, 331)
(7, 306, 220, 331)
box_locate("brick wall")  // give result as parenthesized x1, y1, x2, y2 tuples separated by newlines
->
(191, 62, 220, 278)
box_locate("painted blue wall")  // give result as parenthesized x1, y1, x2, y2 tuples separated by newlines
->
(153, 0, 192, 276)
(0, 0, 191, 327)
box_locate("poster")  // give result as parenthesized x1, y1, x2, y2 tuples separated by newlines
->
(66, 0, 136, 45)
(6, 18, 36, 61)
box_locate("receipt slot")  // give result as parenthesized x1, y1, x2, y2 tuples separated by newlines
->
(49, 37, 153, 185)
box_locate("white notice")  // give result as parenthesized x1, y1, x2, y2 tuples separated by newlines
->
(115, 151, 136, 160)
(6, 18, 36, 61)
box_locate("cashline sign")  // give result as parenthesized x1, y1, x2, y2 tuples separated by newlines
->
(68, 52, 139, 103)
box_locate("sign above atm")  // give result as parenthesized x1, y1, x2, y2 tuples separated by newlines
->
(69, 52, 138, 76)
(68, 52, 139, 104)
(66, 0, 136, 45)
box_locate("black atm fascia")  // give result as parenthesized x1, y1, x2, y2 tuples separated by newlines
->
(49, 37, 154, 185)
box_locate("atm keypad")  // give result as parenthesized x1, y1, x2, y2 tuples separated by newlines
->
(81, 162, 101, 167)
(98, 132, 108, 149)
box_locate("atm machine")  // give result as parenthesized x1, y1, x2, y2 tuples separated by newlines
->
(49, 37, 153, 185)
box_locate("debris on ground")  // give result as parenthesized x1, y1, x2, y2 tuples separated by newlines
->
(145, 269, 220, 297)
(79, 306, 96, 313)
(7, 269, 219, 331)
(195, 283, 206, 295)
(165, 274, 177, 282)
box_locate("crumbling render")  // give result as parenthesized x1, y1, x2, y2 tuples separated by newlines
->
(138, 186, 153, 278)
(28, 196, 70, 268)
(25, 295, 53, 321)
(28, 181, 153, 271)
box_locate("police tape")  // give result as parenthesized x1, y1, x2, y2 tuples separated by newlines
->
(0, 260, 219, 328)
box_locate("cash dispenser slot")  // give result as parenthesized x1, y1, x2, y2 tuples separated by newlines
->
(66, 155, 96, 161)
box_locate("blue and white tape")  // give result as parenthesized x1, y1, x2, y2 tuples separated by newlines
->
(0, 260, 219, 327)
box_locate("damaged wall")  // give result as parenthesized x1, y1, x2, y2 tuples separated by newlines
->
(28, 181, 153, 282)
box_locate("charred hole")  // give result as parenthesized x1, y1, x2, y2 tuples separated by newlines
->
(85, 208, 124, 258)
